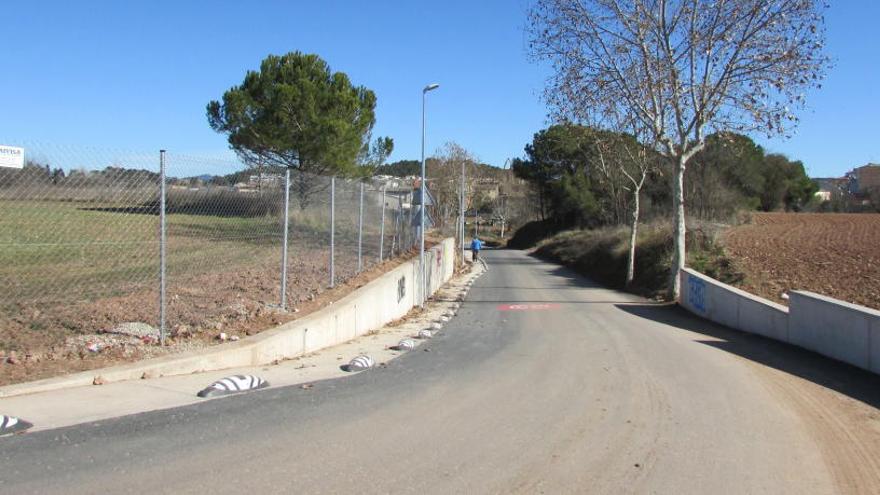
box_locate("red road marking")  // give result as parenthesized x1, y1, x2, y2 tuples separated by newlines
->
(496, 303, 561, 311)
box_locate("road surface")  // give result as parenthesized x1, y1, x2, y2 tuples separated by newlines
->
(4, 249, 880, 494)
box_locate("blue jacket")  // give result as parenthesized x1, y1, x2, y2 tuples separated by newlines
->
(470, 238, 482, 251)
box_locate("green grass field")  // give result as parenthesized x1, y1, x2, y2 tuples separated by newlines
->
(0, 198, 388, 307)
(0, 183, 404, 362)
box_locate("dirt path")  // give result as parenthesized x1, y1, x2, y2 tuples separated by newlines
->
(748, 360, 880, 494)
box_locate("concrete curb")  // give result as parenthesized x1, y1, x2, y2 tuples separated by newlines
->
(0, 238, 458, 398)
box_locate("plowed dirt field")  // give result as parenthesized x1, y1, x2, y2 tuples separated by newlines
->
(723, 213, 880, 310)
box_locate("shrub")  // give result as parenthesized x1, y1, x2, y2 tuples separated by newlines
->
(533, 220, 742, 298)
(506, 219, 561, 249)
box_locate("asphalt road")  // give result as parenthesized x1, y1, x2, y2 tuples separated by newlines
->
(4, 249, 880, 494)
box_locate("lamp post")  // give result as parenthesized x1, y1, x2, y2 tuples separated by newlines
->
(460, 153, 466, 264)
(420, 82, 440, 307)
(499, 158, 511, 240)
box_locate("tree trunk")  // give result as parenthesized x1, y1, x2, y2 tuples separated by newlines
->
(607, 180, 619, 224)
(297, 171, 311, 210)
(539, 186, 546, 221)
(626, 189, 640, 287)
(669, 156, 686, 300)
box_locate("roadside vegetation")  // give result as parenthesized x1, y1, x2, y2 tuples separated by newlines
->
(525, 0, 829, 300)
(508, 123, 813, 297)
(508, 0, 829, 299)
(525, 221, 742, 299)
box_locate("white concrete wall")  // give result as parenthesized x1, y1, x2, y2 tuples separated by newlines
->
(679, 268, 789, 342)
(0, 238, 458, 397)
(680, 268, 880, 374)
(788, 291, 880, 372)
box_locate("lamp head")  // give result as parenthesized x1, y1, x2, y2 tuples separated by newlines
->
(423, 83, 440, 92)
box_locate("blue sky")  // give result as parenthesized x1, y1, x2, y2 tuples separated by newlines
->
(0, 1, 876, 178)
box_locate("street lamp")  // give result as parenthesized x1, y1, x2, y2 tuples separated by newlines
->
(459, 145, 466, 264)
(420, 82, 440, 308)
(500, 159, 511, 238)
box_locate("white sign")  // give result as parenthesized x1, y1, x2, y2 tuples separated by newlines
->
(0, 146, 24, 169)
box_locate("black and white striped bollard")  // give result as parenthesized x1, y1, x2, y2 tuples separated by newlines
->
(345, 355, 375, 372)
(0, 415, 33, 436)
(197, 375, 269, 398)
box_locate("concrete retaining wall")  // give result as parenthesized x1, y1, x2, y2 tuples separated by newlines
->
(679, 267, 880, 374)
(0, 238, 457, 398)
(679, 268, 789, 342)
(788, 291, 880, 372)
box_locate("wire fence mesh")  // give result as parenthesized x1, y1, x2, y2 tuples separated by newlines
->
(0, 141, 420, 360)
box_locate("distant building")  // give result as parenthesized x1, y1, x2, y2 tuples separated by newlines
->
(846, 164, 880, 194)
(248, 174, 282, 186)
(814, 164, 880, 211)
(233, 182, 258, 193)
(372, 175, 410, 191)
(813, 177, 848, 201)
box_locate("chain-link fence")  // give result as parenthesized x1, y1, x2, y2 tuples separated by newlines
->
(0, 141, 420, 356)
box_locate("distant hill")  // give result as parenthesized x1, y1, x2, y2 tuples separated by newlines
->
(376, 160, 420, 177)
(377, 159, 505, 179)
(170, 158, 508, 185)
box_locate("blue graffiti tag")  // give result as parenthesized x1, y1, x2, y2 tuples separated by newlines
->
(689, 276, 706, 314)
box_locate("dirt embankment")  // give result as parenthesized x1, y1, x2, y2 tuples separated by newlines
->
(0, 244, 432, 387)
(723, 213, 880, 310)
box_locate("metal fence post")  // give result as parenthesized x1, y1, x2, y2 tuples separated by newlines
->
(280, 168, 291, 309)
(158, 150, 167, 346)
(404, 195, 409, 251)
(393, 193, 403, 256)
(398, 194, 404, 253)
(330, 176, 335, 288)
(407, 192, 413, 250)
(379, 186, 386, 262)
(357, 182, 364, 272)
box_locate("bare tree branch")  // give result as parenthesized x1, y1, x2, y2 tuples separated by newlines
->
(528, 0, 829, 298)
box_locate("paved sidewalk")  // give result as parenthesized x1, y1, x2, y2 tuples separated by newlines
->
(0, 264, 483, 433)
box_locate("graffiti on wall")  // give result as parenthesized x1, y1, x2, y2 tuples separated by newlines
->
(688, 276, 707, 314)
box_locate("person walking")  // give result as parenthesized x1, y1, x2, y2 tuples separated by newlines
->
(470, 237, 483, 262)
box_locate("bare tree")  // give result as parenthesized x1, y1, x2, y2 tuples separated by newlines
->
(591, 132, 630, 225)
(528, 0, 829, 299)
(595, 132, 658, 286)
(431, 142, 481, 235)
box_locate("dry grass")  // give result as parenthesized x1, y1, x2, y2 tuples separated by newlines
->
(534, 219, 741, 298)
